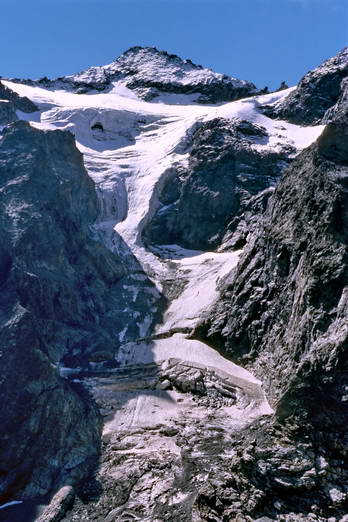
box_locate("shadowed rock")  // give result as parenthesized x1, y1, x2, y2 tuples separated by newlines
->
(143, 118, 292, 250)
(0, 80, 38, 113)
(0, 121, 127, 501)
(0, 99, 18, 124)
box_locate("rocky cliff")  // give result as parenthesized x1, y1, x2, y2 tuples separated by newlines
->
(263, 47, 348, 125)
(193, 60, 348, 520)
(0, 99, 18, 125)
(0, 80, 38, 113)
(0, 121, 126, 504)
(143, 117, 293, 250)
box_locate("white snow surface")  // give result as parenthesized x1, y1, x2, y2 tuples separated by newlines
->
(64, 46, 254, 90)
(153, 247, 242, 332)
(3, 78, 326, 424)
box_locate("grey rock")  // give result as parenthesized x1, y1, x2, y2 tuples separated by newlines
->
(143, 117, 292, 250)
(263, 47, 348, 125)
(0, 79, 38, 113)
(0, 99, 18, 124)
(37, 486, 75, 522)
(194, 116, 348, 418)
(0, 121, 130, 501)
(189, 94, 348, 520)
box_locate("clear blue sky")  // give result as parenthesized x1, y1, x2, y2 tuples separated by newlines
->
(1, 0, 347, 89)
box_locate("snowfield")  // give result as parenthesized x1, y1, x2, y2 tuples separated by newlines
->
(3, 78, 326, 426)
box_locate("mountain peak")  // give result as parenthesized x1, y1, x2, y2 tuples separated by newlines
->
(61, 46, 258, 104)
(120, 45, 204, 69)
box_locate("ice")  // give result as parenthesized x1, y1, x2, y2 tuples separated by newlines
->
(3, 76, 326, 425)
(117, 334, 273, 419)
(157, 249, 241, 332)
(214, 89, 325, 152)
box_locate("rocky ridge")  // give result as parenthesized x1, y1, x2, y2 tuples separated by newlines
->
(144, 117, 293, 250)
(263, 47, 348, 125)
(13, 46, 259, 104)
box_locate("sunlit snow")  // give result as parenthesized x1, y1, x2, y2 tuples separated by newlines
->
(3, 78, 326, 425)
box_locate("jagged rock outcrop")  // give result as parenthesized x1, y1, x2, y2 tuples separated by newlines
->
(0, 121, 128, 502)
(0, 121, 127, 365)
(0, 99, 18, 125)
(143, 117, 293, 250)
(37, 486, 75, 522)
(193, 86, 348, 517)
(195, 107, 348, 406)
(263, 47, 348, 125)
(0, 79, 38, 113)
(16, 46, 258, 104)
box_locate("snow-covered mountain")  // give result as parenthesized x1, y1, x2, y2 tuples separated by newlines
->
(0, 47, 347, 522)
(16, 46, 259, 104)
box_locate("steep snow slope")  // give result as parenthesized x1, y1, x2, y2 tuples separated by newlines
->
(2, 79, 324, 428)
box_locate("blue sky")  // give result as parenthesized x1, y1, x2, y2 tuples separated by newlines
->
(1, 0, 347, 89)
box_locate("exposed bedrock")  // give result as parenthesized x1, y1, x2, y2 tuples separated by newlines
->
(19, 46, 259, 104)
(0, 121, 130, 501)
(143, 117, 293, 251)
(190, 99, 348, 521)
(0, 121, 128, 365)
(0, 99, 18, 125)
(0, 79, 38, 113)
(263, 47, 348, 125)
(194, 116, 348, 412)
(195, 110, 348, 439)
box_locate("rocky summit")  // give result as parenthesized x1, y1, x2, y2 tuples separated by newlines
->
(0, 47, 347, 522)
(16, 46, 258, 104)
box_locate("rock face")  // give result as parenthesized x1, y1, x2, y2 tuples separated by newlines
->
(20, 46, 258, 103)
(0, 99, 18, 125)
(263, 47, 348, 125)
(0, 79, 38, 113)
(143, 117, 293, 250)
(37, 486, 75, 522)
(193, 86, 348, 516)
(0, 121, 128, 501)
(195, 101, 348, 407)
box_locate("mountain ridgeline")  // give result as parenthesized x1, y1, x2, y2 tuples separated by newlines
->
(0, 46, 347, 521)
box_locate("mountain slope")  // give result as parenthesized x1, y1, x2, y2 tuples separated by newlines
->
(194, 55, 348, 520)
(16, 46, 259, 104)
(0, 47, 347, 521)
(0, 121, 115, 504)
